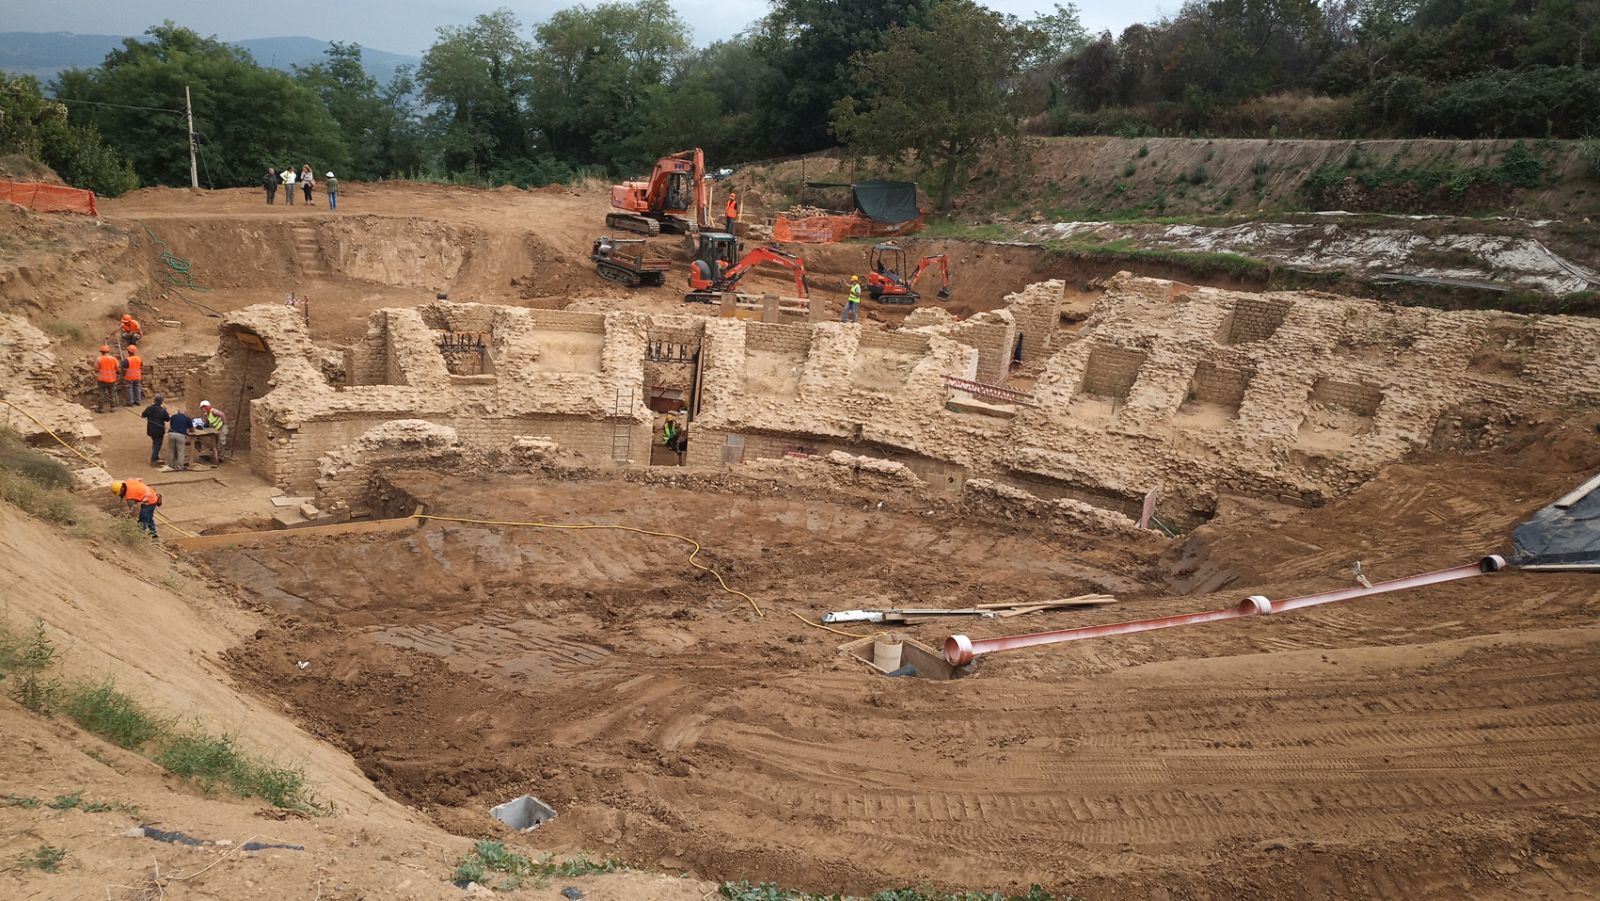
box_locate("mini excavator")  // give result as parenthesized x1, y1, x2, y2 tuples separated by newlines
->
(865, 241, 951, 304)
(684, 232, 810, 304)
(607, 147, 710, 236)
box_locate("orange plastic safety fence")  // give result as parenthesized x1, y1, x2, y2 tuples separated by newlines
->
(772, 212, 923, 244)
(0, 180, 99, 216)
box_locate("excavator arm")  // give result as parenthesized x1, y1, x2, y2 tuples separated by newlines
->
(911, 254, 951, 300)
(723, 246, 810, 298)
(911, 255, 949, 291)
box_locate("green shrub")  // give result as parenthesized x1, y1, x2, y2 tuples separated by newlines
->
(1122, 161, 1136, 176)
(1583, 137, 1600, 179)
(0, 619, 60, 713)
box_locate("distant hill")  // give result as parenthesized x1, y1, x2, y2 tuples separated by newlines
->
(0, 32, 419, 88)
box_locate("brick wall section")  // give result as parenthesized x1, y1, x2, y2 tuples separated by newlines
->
(1005, 281, 1062, 363)
(1223, 297, 1293, 344)
(188, 336, 276, 449)
(743, 322, 813, 355)
(145, 351, 210, 399)
(530, 310, 608, 334)
(1079, 345, 1147, 400)
(1308, 377, 1383, 416)
(941, 313, 1017, 384)
(1188, 360, 1254, 409)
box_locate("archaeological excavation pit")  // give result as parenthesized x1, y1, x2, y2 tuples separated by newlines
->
(149, 271, 1600, 898)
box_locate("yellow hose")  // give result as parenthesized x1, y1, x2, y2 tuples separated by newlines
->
(1, 398, 197, 538)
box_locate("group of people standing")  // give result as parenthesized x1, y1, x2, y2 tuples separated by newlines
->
(94, 315, 146, 412)
(264, 165, 339, 210)
(138, 397, 226, 473)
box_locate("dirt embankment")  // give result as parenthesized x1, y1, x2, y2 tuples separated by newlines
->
(735, 137, 1600, 221)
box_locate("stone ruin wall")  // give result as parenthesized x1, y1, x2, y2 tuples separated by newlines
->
(198, 275, 1600, 528)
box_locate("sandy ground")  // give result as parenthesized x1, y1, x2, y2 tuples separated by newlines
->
(192, 415, 1600, 899)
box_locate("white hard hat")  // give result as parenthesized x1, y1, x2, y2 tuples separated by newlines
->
(200, 399, 211, 407)
(326, 172, 335, 178)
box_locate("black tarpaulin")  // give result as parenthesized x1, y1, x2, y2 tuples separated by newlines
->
(851, 181, 920, 223)
(1512, 474, 1600, 567)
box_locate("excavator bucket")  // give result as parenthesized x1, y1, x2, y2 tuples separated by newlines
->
(937, 286, 952, 301)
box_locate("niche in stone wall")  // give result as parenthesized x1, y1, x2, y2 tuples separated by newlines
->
(1297, 377, 1382, 448)
(1175, 360, 1253, 429)
(1216, 297, 1292, 345)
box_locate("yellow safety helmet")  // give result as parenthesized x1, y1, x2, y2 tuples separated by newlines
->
(850, 275, 860, 283)
(110, 480, 125, 495)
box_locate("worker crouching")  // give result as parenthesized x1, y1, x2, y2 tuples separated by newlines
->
(111, 479, 162, 539)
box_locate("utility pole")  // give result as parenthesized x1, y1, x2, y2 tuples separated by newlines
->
(185, 86, 198, 190)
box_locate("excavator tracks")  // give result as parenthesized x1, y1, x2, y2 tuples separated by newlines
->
(605, 213, 660, 237)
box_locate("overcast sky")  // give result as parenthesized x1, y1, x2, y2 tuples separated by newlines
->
(0, 0, 1170, 55)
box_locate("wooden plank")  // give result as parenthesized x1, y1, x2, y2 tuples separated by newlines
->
(171, 507, 423, 552)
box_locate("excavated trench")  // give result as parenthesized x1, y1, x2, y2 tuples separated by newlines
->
(53, 189, 1600, 897)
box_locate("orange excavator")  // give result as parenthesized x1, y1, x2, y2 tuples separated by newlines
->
(685, 232, 810, 304)
(866, 241, 951, 304)
(607, 148, 710, 236)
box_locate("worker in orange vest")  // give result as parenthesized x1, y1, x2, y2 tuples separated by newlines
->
(111, 479, 162, 538)
(122, 344, 144, 407)
(94, 345, 119, 413)
(725, 190, 739, 234)
(119, 314, 143, 350)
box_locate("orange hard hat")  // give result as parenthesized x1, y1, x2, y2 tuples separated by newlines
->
(100, 345, 111, 352)
(127, 345, 137, 353)
(122, 314, 132, 320)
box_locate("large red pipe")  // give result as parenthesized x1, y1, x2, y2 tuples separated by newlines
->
(944, 555, 1506, 666)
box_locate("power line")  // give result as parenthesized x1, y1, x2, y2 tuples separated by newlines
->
(57, 97, 184, 115)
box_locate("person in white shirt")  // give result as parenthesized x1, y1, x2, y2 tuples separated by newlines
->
(282, 167, 296, 205)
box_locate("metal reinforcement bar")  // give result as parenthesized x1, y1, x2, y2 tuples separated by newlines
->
(944, 376, 1037, 406)
(944, 555, 1506, 666)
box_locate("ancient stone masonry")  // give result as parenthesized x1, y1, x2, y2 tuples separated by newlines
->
(208, 274, 1599, 530)
(0, 313, 102, 447)
(208, 301, 651, 493)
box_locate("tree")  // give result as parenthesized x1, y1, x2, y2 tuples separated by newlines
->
(1029, 2, 1091, 63)
(417, 9, 534, 174)
(0, 73, 138, 195)
(295, 42, 403, 179)
(54, 22, 348, 187)
(831, 0, 1042, 213)
(755, 0, 936, 154)
(528, 0, 691, 170)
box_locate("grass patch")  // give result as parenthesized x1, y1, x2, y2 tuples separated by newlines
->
(155, 730, 328, 814)
(60, 680, 170, 750)
(1302, 139, 1550, 205)
(0, 427, 79, 526)
(718, 883, 1068, 901)
(11, 845, 68, 873)
(452, 840, 624, 891)
(2, 794, 42, 808)
(45, 794, 137, 814)
(0, 618, 330, 815)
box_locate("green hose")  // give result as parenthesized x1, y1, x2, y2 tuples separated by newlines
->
(141, 224, 211, 293)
